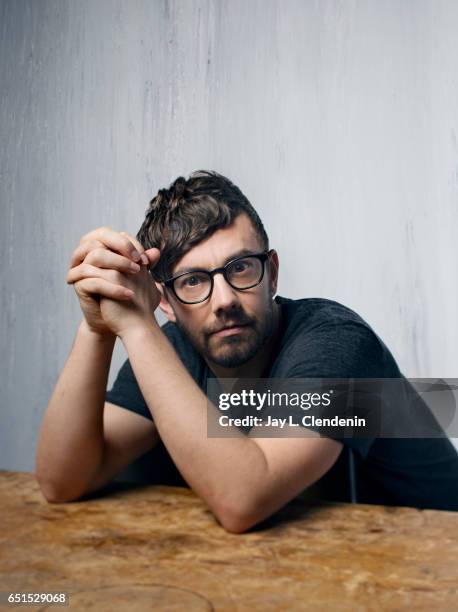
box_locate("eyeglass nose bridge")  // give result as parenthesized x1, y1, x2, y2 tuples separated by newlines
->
(205, 265, 240, 300)
(208, 263, 233, 282)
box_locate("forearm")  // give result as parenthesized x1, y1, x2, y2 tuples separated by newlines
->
(36, 320, 116, 500)
(120, 323, 269, 527)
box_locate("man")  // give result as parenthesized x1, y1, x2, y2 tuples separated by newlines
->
(36, 170, 458, 532)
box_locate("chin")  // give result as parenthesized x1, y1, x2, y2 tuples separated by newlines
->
(208, 342, 260, 369)
(210, 355, 251, 369)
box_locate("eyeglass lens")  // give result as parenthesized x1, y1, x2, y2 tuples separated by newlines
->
(173, 256, 263, 303)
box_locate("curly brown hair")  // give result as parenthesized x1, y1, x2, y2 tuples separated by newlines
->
(136, 170, 269, 282)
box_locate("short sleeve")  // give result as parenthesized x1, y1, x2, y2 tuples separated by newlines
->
(285, 322, 398, 379)
(105, 358, 153, 422)
(277, 322, 398, 459)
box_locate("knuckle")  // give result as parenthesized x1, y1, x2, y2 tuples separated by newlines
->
(80, 226, 108, 243)
(109, 270, 123, 284)
(83, 277, 98, 291)
(122, 232, 137, 247)
(74, 279, 85, 293)
(99, 226, 113, 237)
(122, 236, 135, 251)
(82, 263, 95, 276)
(118, 232, 139, 251)
(84, 247, 105, 265)
(123, 256, 135, 269)
(93, 246, 107, 258)
(84, 251, 95, 265)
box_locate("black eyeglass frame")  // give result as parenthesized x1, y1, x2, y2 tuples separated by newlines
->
(159, 249, 274, 304)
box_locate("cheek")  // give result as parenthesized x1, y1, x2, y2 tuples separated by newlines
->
(179, 311, 207, 335)
(247, 292, 269, 316)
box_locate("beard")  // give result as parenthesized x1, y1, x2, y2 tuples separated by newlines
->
(174, 300, 276, 369)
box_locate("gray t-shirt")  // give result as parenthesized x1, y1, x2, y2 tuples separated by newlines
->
(106, 295, 458, 510)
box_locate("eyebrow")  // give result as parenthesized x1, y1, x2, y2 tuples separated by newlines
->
(172, 248, 260, 277)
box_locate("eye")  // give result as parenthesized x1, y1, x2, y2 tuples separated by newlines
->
(230, 259, 251, 274)
(175, 271, 210, 291)
(183, 275, 201, 287)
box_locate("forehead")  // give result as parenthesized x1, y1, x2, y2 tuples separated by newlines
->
(172, 213, 263, 275)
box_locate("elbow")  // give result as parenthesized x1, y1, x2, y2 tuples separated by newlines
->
(219, 515, 254, 534)
(43, 494, 72, 504)
(35, 474, 82, 504)
(41, 488, 81, 504)
(215, 498, 261, 534)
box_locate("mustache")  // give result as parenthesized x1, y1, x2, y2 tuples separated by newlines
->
(207, 315, 255, 335)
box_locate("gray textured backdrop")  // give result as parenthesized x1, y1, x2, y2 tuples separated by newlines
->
(1, 0, 457, 471)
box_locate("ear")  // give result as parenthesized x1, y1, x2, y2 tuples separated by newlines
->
(155, 282, 177, 323)
(267, 249, 279, 297)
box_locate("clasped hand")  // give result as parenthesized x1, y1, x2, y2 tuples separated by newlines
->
(66, 226, 162, 338)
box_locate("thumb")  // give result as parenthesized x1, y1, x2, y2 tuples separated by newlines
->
(144, 248, 161, 267)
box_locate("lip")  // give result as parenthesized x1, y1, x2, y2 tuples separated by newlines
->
(212, 324, 250, 337)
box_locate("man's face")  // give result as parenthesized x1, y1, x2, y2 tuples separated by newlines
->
(157, 213, 279, 369)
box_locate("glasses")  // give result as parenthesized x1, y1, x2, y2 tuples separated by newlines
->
(161, 250, 273, 304)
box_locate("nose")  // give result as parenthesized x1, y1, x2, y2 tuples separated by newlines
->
(210, 271, 240, 313)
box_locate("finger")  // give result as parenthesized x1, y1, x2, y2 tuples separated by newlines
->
(119, 231, 150, 266)
(79, 227, 143, 263)
(67, 262, 138, 285)
(75, 277, 134, 300)
(143, 248, 161, 269)
(83, 249, 142, 274)
(69, 239, 105, 268)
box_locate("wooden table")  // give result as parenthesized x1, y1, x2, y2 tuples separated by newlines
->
(1, 471, 457, 611)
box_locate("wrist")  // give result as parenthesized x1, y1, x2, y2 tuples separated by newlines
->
(118, 319, 161, 345)
(78, 319, 117, 345)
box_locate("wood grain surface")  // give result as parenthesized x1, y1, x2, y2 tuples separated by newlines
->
(1, 471, 457, 611)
